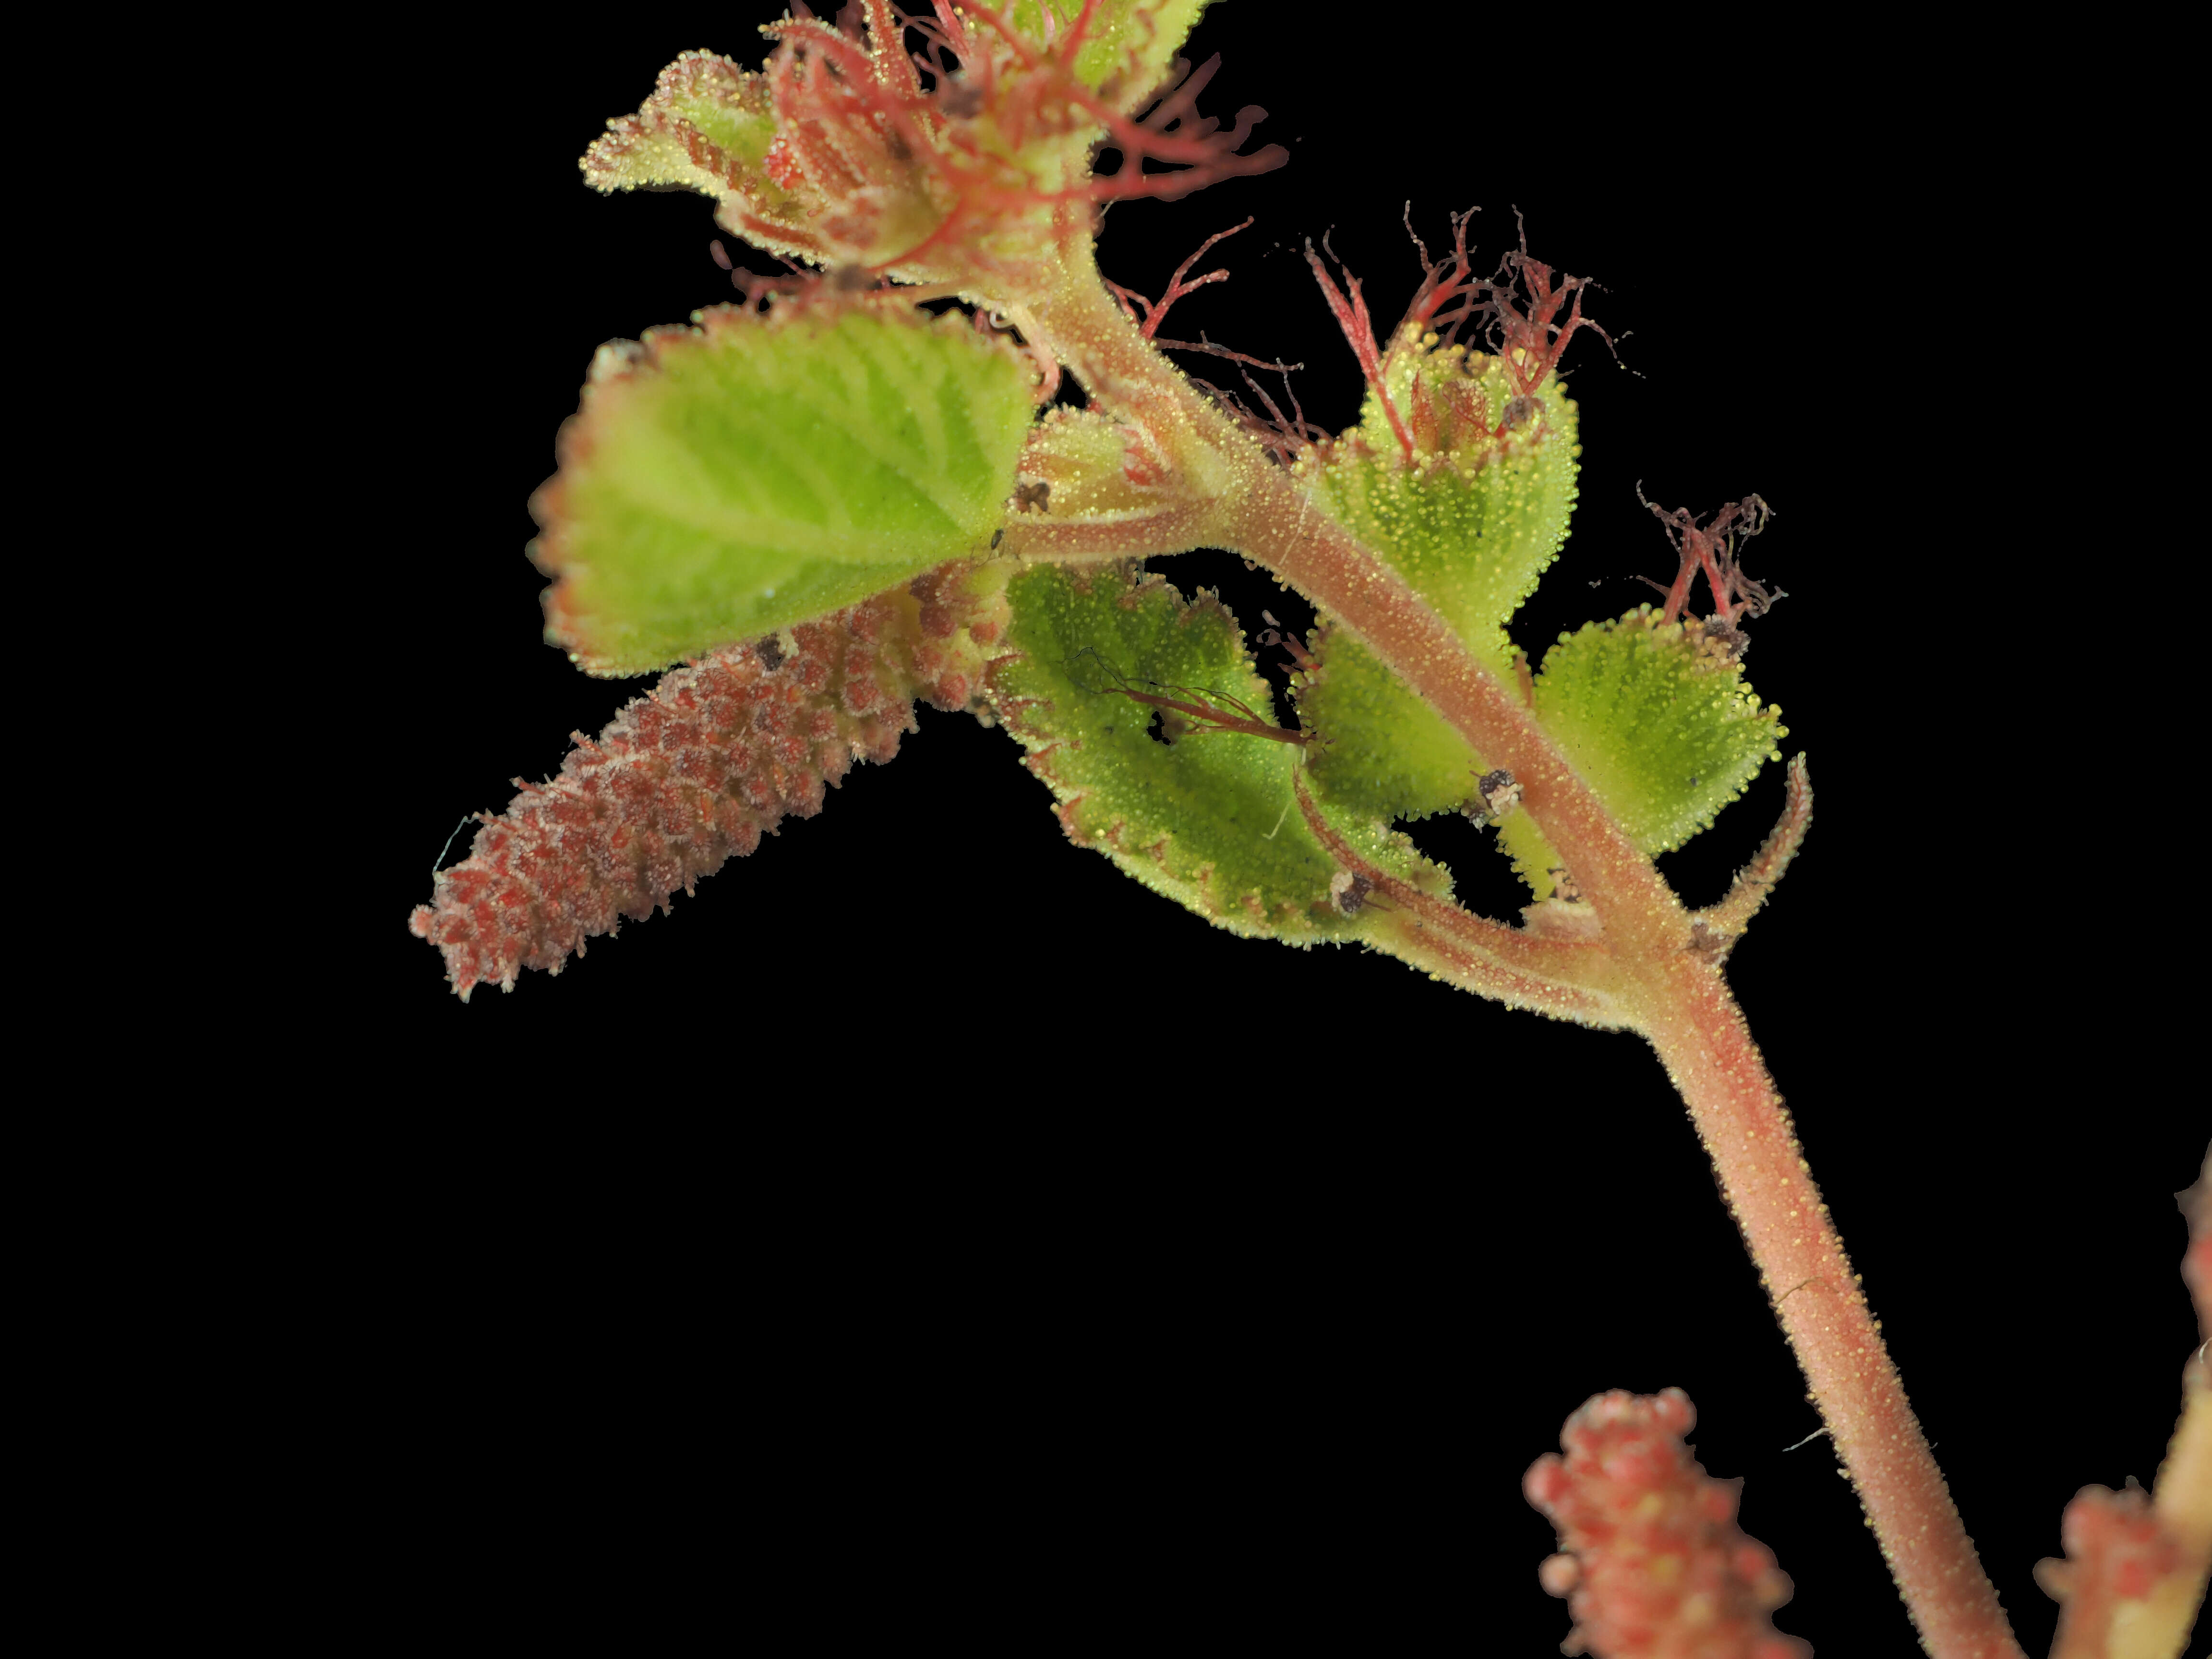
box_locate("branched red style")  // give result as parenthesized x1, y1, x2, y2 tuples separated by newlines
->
(1638, 493, 1779, 642)
(1402, 204, 1486, 342)
(1104, 216, 1311, 456)
(1108, 216, 1250, 340)
(1401, 206, 1615, 404)
(1214, 366, 1327, 465)
(1181, 364, 1325, 467)
(1478, 212, 1616, 399)
(1304, 236, 1416, 462)
(1524, 1389, 1810, 1659)
(410, 577, 998, 998)
(1307, 214, 1615, 465)
(1090, 49, 1286, 202)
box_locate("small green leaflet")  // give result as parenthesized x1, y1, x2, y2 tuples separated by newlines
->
(579, 50, 778, 200)
(532, 303, 1033, 675)
(995, 563, 1439, 939)
(579, 50, 828, 263)
(1534, 609, 1785, 853)
(1496, 608, 1787, 894)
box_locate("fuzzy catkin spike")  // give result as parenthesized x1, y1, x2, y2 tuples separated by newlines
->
(409, 578, 996, 998)
(1524, 1389, 1810, 1659)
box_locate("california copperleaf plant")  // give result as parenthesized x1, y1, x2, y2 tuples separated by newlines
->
(405, 5, 2211, 1654)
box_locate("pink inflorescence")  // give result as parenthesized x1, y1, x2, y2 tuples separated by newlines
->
(1524, 1388, 1810, 1659)
(2034, 1481, 2185, 1635)
(409, 590, 955, 998)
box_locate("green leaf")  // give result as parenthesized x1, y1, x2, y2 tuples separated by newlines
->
(1533, 606, 1787, 853)
(581, 52, 767, 193)
(578, 51, 822, 252)
(1294, 630, 1490, 822)
(1009, 0, 1213, 107)
(1489, 609, 1785, 900)
(994, 563, 1442, 938)
(531, 302, 1034, 676)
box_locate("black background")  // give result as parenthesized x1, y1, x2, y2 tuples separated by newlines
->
(324, 9, 2198, 1652)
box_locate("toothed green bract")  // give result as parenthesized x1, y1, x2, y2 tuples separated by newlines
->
(1295, 352, 1578, 821)
(1494, 608, 1787, 897)
(1528, 602, 1788, 852)
(997, 563, 1436, 937)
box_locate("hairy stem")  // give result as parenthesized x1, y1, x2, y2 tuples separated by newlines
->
(1288, 768, 1634, 1022)
(1638, 962, 2025, 1659)
(1023, 247, 2021, 1655)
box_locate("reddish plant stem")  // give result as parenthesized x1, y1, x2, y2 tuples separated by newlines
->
(1289, 768, 1630, 1009)
(1244, 468, 2024, 1656)
(1027, 259, 2024, 1655)
(1363, 903, 1621, 1025)
(1638, 958, 2024, 1659)
(999, 499, 1221, 563)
